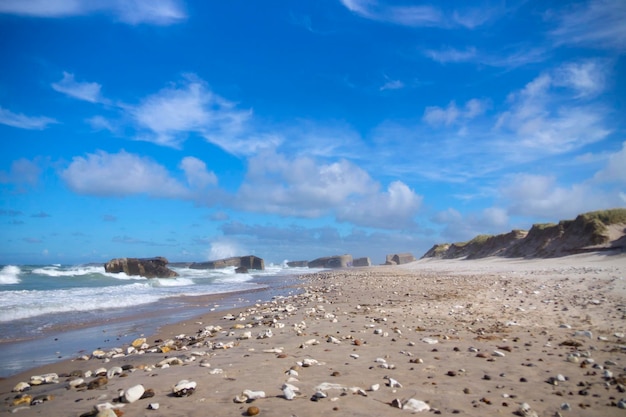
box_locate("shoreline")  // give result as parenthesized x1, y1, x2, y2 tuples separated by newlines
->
(0, 272, 304, 378)
(2, 253, 625, 416)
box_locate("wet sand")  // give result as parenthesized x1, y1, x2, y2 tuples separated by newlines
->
(1, 253, 625, 416)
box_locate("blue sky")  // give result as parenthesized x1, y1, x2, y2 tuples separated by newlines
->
(1, 0, 625, 265)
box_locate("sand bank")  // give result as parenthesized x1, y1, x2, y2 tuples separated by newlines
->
(1, 253, 625, 416)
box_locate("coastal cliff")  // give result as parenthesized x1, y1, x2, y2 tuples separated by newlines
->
(422, 208, 626, 259)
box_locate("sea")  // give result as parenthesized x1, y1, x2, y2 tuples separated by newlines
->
(0, 263, 320, 378)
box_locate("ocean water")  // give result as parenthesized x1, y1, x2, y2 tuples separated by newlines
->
(0, 262, 318, 377)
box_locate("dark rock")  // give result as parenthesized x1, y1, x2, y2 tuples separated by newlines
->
(235, 266, 248, 274)
(189, 255, 264, 271)
(104, 257, 179, 278)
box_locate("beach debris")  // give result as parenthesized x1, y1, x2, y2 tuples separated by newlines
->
(516, 402, 538, 417)
(121, 384, 145, 403)
(12, 382, 30, 392)
(234, 389, 266, 403)
(282, 384, 298, 400)
(257, 329, 273, 339)
(87, 376, 108, 390)
(401, 398, 431, 412)
(30, 373, 59, 385)
(172, 380, 196, 397)
(574, 330, 593, 339)
(11, 394, 32, 406)
(68, 377, 85, 389)
(311, 391, 327, 401)
(107, 366, 123, 378)
(148, 403, 160, 410)
(385, 376, 403, 388)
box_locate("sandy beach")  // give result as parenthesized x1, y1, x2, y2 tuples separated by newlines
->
(1, 253, 625, 416)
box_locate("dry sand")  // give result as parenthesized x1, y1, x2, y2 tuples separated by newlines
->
(1, 253, 625, 416)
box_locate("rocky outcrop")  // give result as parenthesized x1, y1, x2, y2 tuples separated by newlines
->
(104, 257, 179, 278)
(189, 255, 265, 271)
(308, 254, 353, 268)
(353, 257, 372, 267)
(385, 253, 415, 265)
(422, 208, 626, 260)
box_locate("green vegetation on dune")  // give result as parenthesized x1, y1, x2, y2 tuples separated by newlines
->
(581, 208, 626, 225)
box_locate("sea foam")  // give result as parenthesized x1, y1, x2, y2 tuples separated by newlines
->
(0, 265, 21, 284)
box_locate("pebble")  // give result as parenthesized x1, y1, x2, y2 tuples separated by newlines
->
(12, 382, 30, 392)
(246, 406, 260, 416)
(122, 384, 145, 403)
(172, 380, 196, 397)
(402, 398, 430, 412)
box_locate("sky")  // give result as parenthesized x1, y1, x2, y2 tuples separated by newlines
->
(0, 0, 625, 266)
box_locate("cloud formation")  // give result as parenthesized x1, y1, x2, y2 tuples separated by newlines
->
(0, 106, 57, 130)
(60, 150, 217, 198)
(52, 72, 105, 103)
(0, 0, 186, 25)
(550, 0, 626, 51)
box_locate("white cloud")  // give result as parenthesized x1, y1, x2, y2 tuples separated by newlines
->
(424, 46, 546, 68)
(499, 173, 617, 219)
(179, 156, 218, 188)
(0, 0, 186, 25)
(238, 151, 422, 229)
(423, 47, 477, 64)
(594, 142, 626, 184)
(340, 0, 442, 27)
(52, 72, 104, 103)
(553, 60, 608, 98)
(0, 106, 57, 130)
(494, 63, 611, 154)
(423, 99, 487, 126)
(550, 0, 626, 51)
(61, 150, 215, 198)
(337, 181, 422, 229)
(379, 79, 404, 91)
(129, 75, 261, 154)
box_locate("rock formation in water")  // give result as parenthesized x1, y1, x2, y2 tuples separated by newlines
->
(104, 257, 179, 278)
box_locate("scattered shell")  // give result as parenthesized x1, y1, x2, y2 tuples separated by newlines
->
(148, 403, 160, 410)
(30, 373, 59, 385)
(421, 337, 438, 344)
(386, 377, 403, 388)
(123, 384, 145, 403)
(11, 394, 32, 406)
(283, 386, 296, 400)
(30, 394, 53, 405)
(243, 390, 266, 400)
(369, 384, 380, 392)
(517, 402, 538, 417)
(403, 398, 430, 412)
(131, 337, 146, 348)
(12, 382, 30, 392)
(107, 366, 123, 378)
(88, 376, 108, 390)
(172, 380, 196, 397)
(492, 350, 506, 357)
(199, 359, 211, 368)
(257, 329, 273, 339)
